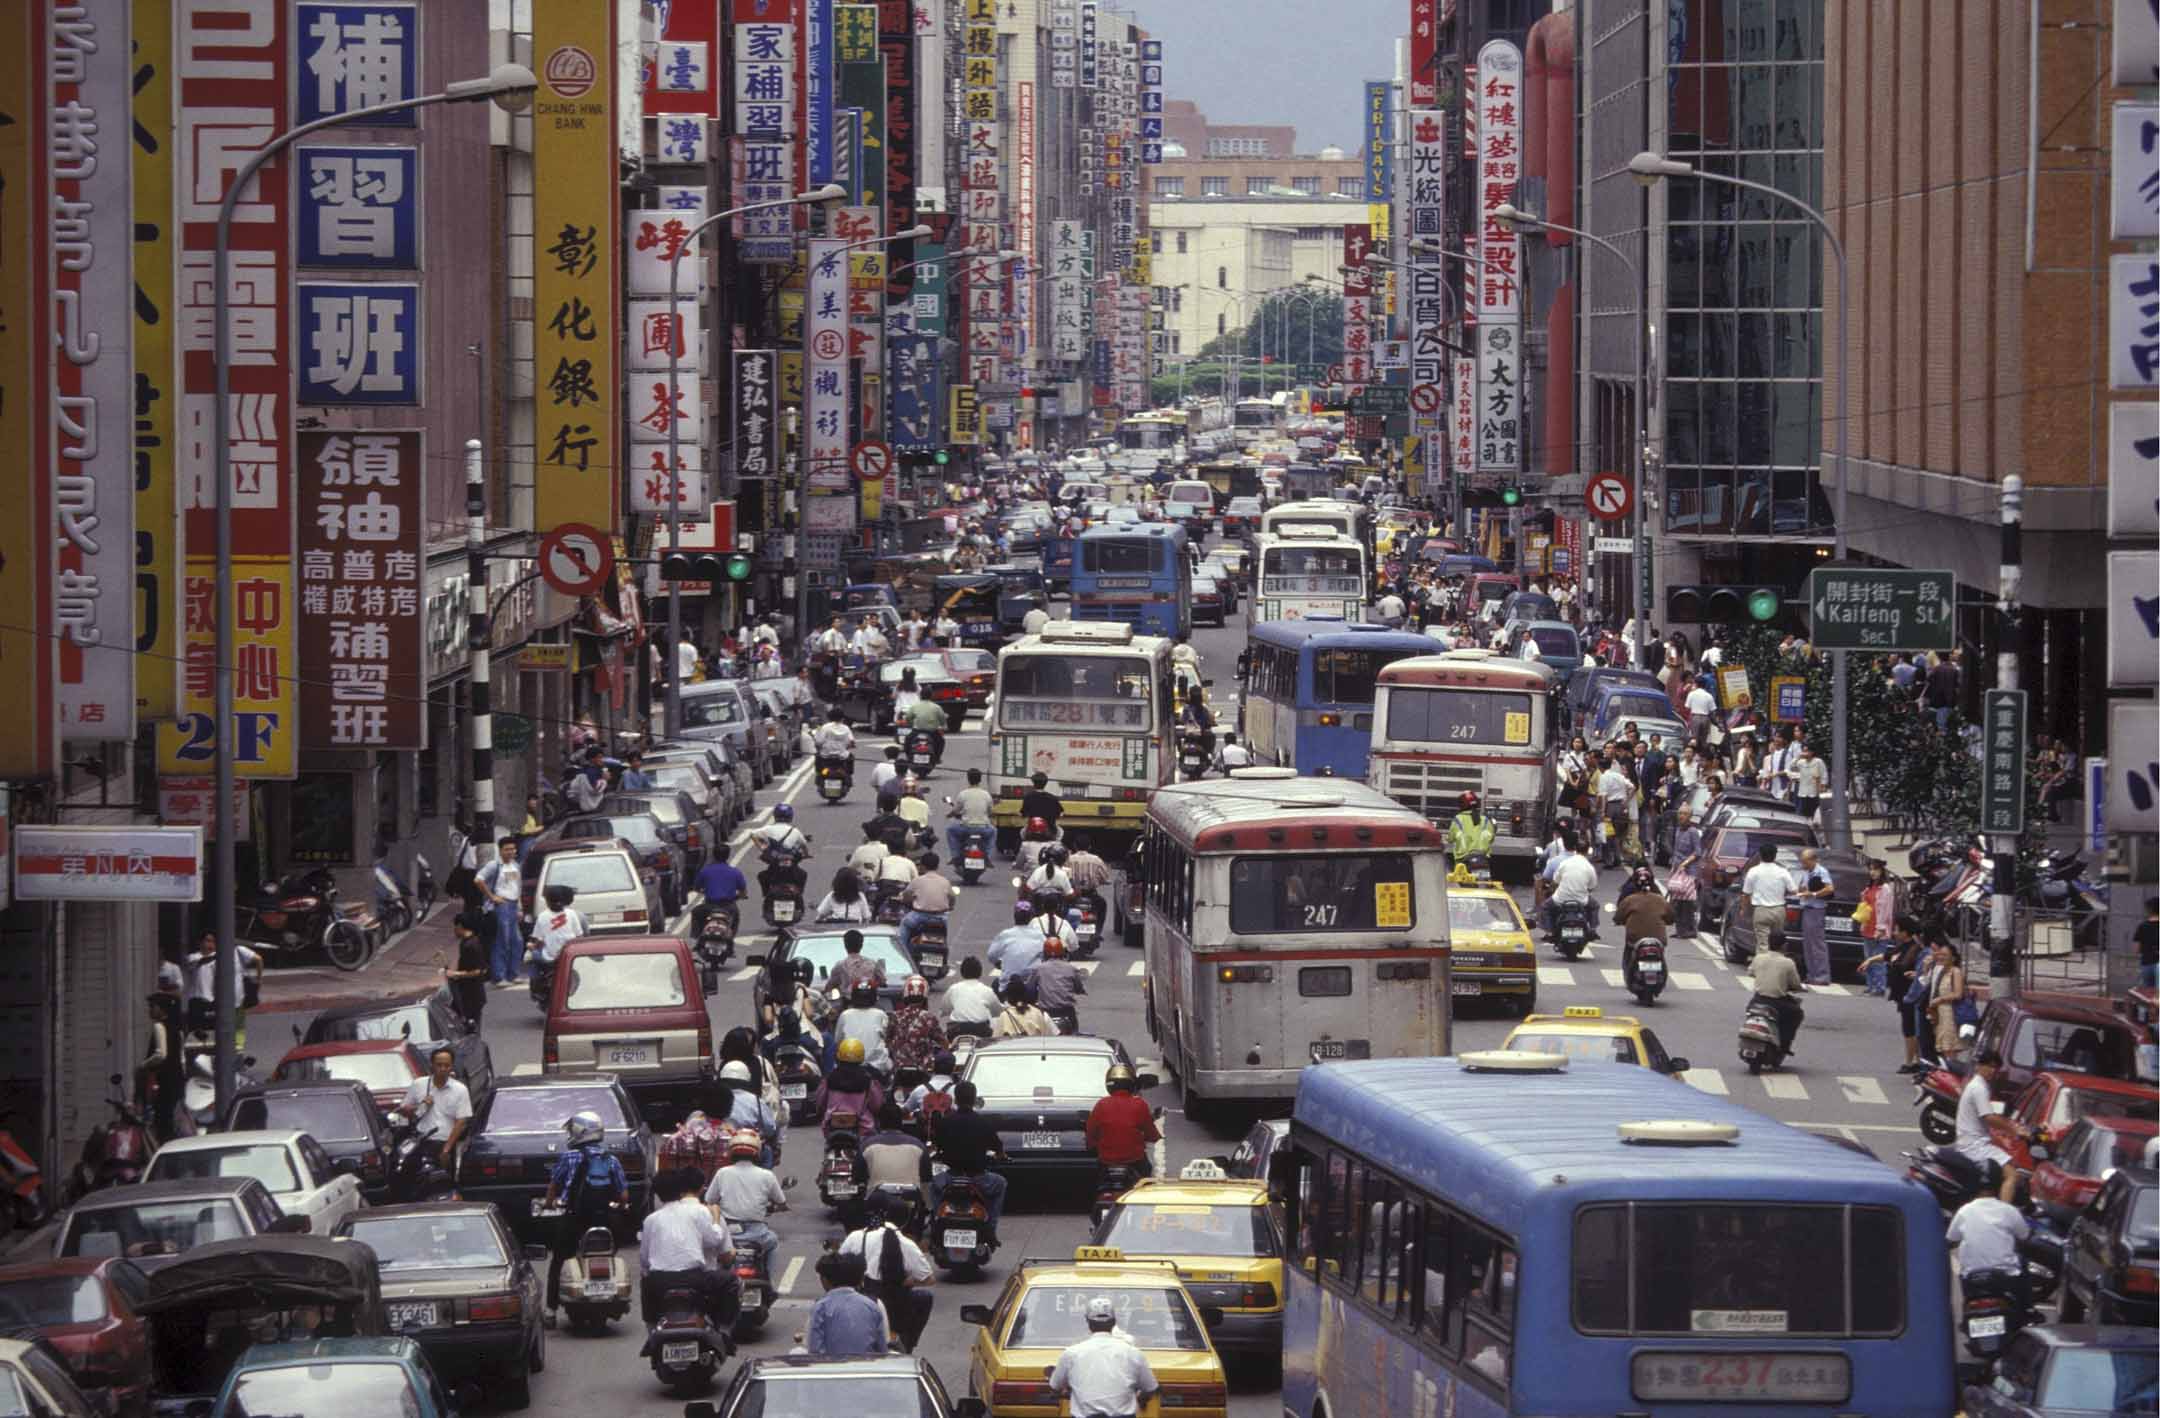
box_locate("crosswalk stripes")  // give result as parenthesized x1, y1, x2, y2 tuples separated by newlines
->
(1127, 960, 1147, 976)
(1599, 968, 1626, 989)
(1811, 982, 1850, 996)
(1536, 965, 1575, 986)
(1679, 1067, 1908, 1108)
(1072, 961, 1100, 975)
(727, 965, 761, 982)
(1691, 938, 1727, 962)
(1759, 1073, 1809, 1100)
(1671, 972, 1714, 991)
(775, 1255, 805, 1296)
(1838, 1075, 1889, 1106)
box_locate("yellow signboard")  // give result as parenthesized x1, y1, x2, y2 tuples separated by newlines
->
(533, 0, 618, 530)
(950, 384, 983, 445)
(133, 0, 178, 721)
(1503, 711, 1530, 745)
(1374, 881, 1411, 929)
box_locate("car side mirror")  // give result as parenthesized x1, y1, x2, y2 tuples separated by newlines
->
(959, 1304, 992, 1325)
(1665, 1057, 1691, 1075)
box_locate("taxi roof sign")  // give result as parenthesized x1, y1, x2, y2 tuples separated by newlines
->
(1179, 1159, 1229, 1180)
(1563, 1005, 1604, 1019)
(1074, 1245, 1125, 1262)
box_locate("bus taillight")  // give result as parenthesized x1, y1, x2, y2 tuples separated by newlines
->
(1378, 961, 1432, 980)
(1218, 965, 1275, 984)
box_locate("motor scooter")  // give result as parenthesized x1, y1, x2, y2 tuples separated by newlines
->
(382, 1111, 458, 1203)
(818, 1109, 868, 1217)
(1067, 892, 1107, 960)
(1091, 1162, 1143, 1228)
(815, 753, 853, 803)
(930, 1173, 998, 1277)
(180, 1037, 258, 1135)
(1177, 730, 1208, 781)
(902, 729, 938, 776)
(643, 1283, 732, 1395)
(1736, 992, 1800, 1074)
(63, 1075, 158, 1205)
(529, 957, 556, 1012)
(1621, 937, 1667, 1006)
(534, 1201, 631, 1333)
(1913, 1060, 1967, 1146)
(1545, 901, 1594, 960)
(1957, 1266, 2036, 1378)
(760, 850, 807, 929)
(767, 1042, 823, 1125)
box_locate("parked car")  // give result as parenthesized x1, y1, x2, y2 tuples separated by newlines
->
(2031, 1117, 2160, 1225)
(692, 1353, 982, 1418)
(526, 841, 664, 937)
(1983, 1069, 2159, 1172)
(1697, 821, 1821, 930)
(747, 680, 813, 765)
(0, 1258, 153, 1416)
(677, 679, 768, 787)
(753, 925, 925, 1022)
(207, 1336, 458, 1418)
(1962, 1323, 2158, 1417)
(0, 1336, 103, 1418)
(55, 1177, 298, 1271)
(457, 1075, 656, 1235)
(269, 1039, 429, 1117)
(2057, 1166, 2158, 1326)
(222, 1080, 393, 1205)
(336, 1202, 546, 1408)
(1580, 682, 1689, 751)
(142, 1131, 364, 1237)
(958, 1037, 1153, 1187)
(1967, 991, 2149, 1103)
(1715, 843, 1870, 971)
(541, 935, 712, 1127)
(544, 811, 685, 916)
(1564, 666, 1664, 730)
(741, 694, 791, 784)
(598, 788, 710, 880)
(1191, 570, 1229, 627)
(648, 737, 753, 826)
(300, 989, 495, 1101)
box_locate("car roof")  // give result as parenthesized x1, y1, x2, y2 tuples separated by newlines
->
(743, 1354, 934, 1380)
(281, 1039, 419, 1058)
(1014, 1261, 1193, 1288)
(1114, 1178, 1270, 1207)
(2035, 1069, 2160, 1099)
(309, 994, 442, 1025)
(485, 1073, 627, 1096)
(345, 1200, 501, 1222)
(71, 1176, 265, 1207)
(970, 1037, 1120, 1060)
(2018, 1322, 2160, 1351)
(558, 934, 685, 957)
(1512, 1011, 1646, 1037)
(0, 1256, 126, 1282)
(154, 1130, 306, 1154)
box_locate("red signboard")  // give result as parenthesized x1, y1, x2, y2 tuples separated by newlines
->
(1409, 0, 1438, 107)
(645, 0, 720, 114)
(296, 432, 427, 749)
(878, 0, 916, 294)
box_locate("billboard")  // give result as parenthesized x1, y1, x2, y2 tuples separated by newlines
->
(295, 431, 426, 749)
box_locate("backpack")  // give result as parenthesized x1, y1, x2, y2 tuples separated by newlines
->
(916, 1083, 955, 1139)
(564, 1145, 618, 1215)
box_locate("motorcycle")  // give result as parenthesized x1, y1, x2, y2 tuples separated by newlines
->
(0, 1120, 47, 1236)
(181, 1040, 258, 1135)
(732, 1248, 774, 1341)
(1958, 1266, 2035, 1374)
(1546, 901, 1594, 960)
(1177, 730, 1208, 781)
(1091, 1163, 1143, 1228)
(413, 851, 436, 921)
(382, 1111, 457, 1203)
(237, 865, 375, 972)
(1737, 993, 1800, 1074)
(694, 906, 737, 987)
(1067, 892, 1107, 960)
(63, 1076, 157, 1205)
(373, 856, 416, 937)
(1913, 1061, 1967, 1146)
(902, 729, 938, 776)
(909, 914, 949, 978)
(815, 753, 853, 803)
(536, 1203, 631, 1333)
(2030, 847, 2108, 951)
(869, 1183, 925, 1236)
(760, 848, 807, 929)
(930, 1174, 998, 1276)
(530, 957, 558, 1012)
(768, 1043, 823, 1126)
(818, 1109, 867, 1216)
(871, 880, 908, 925)
(644, 1282, 732, 1395)
(1621, 937, 1668, 1006)
(956, 832, 990, 886)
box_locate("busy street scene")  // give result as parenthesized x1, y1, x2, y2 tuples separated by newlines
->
(0, 1, 2156, 1416)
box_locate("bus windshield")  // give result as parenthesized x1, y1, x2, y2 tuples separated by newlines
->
(998, 654, 1153, 730)
(1227, 852, 1415, 934)
(1080, 539, 1160, 574)
(1384, 687, 1535, 747)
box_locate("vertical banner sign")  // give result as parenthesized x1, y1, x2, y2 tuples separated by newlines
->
(133, 0, 179, 723)
(1017, 83, 1037, 355)
(296, 430, 425, 749)
(877, 0, 915, 292)
(911, 241, 946, 336)
(733, 350, 779, 481)
(1052, 221, 1085, 358)
(916, 0, 946, 214)
(1452, 353, 1477, 478)
(1341, 224, 1373, 386)
(948, 384, 982, 444)
(1408, 108, 1448, 480)
(1409, 0, 1437, 107)
(1981, 690, 2028, 835)
(806, 0, 834, 185)
(733, 0, 799, 263)
(1475, 40, 1523, 473)
(889, 334, 940, 451)
(160, 0, 295, 780)
(1139, 39, 1164, 164)
(1365, 80, 1392, 236)
(837, 13, 884, 213)
(644, 0, 718, 115)
(805, 238, 852, 491)
(0, 3, 56, 779)
(1079, 2, 1098, 88)
(54, 0, 138, 738)
(533, 0, 618, 529)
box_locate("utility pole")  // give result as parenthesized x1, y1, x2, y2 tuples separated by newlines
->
(1991, 475, 2023, 1000)
(466, 439, 494, 847)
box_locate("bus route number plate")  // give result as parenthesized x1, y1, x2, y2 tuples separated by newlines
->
(1504, 711, 1530, 744)
(1374, 882, 1411, 929)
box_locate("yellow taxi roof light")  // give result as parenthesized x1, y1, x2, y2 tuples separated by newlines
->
(1074, 1245, 1125, 1262)
(1179, 1159, 1229, 1181)
(1563, 1005, 1604, 1018)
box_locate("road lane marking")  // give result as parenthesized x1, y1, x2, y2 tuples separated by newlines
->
(1672, 972, 1713, 991)
(1599, 968, 1626, 989)
(1760, 1073, 1809, 1100)
(1837, 1075, 1889, 1106)
(1536, 966, 1574, 986)
(1683, 1068, 1728, 1095)
(776, 1255, 804, 1296)
(1073, 961, 1099, 975)
(1811, 982, 1850, 996)
(1692, 939, 1726, 962)
(728, 965, 761, 982)
(1127, 961, 1147, 977)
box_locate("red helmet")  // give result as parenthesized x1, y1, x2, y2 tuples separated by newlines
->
(1024, 816, 1054, 840)
(727, 1128, 763, 1161)
(1043, 936, 1067, 959)
(1459, 791, 1481, 812)
(901, 973, 930, 1002)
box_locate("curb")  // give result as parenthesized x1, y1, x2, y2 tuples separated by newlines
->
(255, 909, 464, 1016)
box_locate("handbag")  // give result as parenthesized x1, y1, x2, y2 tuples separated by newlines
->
(1901, 966, 1932, 1008)
(1953, 994, 1982, 1029)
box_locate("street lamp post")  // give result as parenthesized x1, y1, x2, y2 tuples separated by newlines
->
(209, 63, 538, 1117)
(1494, 203, 1649, 672)
(1627, 151, 1854, 850)
(660, 183, 846, 736)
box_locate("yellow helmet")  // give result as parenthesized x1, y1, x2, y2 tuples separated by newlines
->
(1105, 1063, 1136, 1090)
(836, 1037, 866, 1064)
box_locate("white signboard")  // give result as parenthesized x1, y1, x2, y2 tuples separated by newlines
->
(2113, 104, 2158, 240)
(1474, 40, 1522, 318)
(2110, 255, 2159, 391)
(2111, 400, 2160, 538)
(2115, 0, 2160, 85)
(626, 298, 701, 372)
(806, 238, 851, 488)
(14, 826, 205, 902)
(2107, 550, 2159, 688)
(2105, 701, 2159, 836)
(1477, 320, 1521, 473)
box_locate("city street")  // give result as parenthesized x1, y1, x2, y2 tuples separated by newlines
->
(254, 593, 1935, 1415)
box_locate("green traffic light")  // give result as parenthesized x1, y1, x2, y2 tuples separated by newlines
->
(1746, 588, 1780, 621)
(1500, 486, 1521, 507)
(934, 450, 950, 465)
(725, 554, 752, 582)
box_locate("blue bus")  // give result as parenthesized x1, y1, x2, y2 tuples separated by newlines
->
(1276, 1055, 1955, 1418)
(1242, 620, 1437, 778)
(1069, 523, 1191, 638)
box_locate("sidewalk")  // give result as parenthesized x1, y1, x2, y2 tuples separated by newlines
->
(255, 905, 466, 1016)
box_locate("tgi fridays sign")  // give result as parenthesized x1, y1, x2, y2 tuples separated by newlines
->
(295, 431, 425, 749)
(1475, 39, 1522, 474)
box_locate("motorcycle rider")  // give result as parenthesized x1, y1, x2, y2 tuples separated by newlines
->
(636, 1165, 738, 1333)
(1019, 774, 1064, 838)
(715, 1060, 785, 1165)
(838, 1189, 937, 1354)
(1613, 868, 1673, 983)
(1745, 928, 1807, 1057)
(1216, 732, 1254, 772)
(541, 1109, 632, 1322)
(1030, 938, 1087, 1033)
(812, 1037, 887, 1137)
(751, 804, 810, 901)
(1945, 1162, 2032, 1309)
(894, 777, 935, 854)
(992, 978, 1054, 1039)
(927, 1079, 1009, 1227)
(1947, 1049, 2015, 1180)
(1085, 1063, 1159, 1180)
(888, 974, 947, 1078)
(1064, 842, 1113, 896)
(813, 708, 859, 788)
(828, 929, 889, 999)
(896, 858, 955, 959)
(902, 689, 949, 768)
(832, 980, 893, 1077)
(870, 746, 905, 801)
(1015, 814, 1061, 879)
(863, 792, 913, 858)
(859, 1100, 931, 1215)
(1049, 1296, 1160, 1418)
(1178, 694, 1217, 767)
(1540, 829, 1599, 934)
(1026, 843, 1075, 904)
(873, 839, 921, 911)
(1028, 893, 1079, 956)
(704, 1127, 788, 1274)
(525, 884, 588, 987)
(941, 957, 1002, 1041)
(905, 1049, 960, 1123)
(690, 845, 750, 940)
(1447, 792, 1497, 862)
(393, 1046, 474, 1180)
(943, 768, 997, 863)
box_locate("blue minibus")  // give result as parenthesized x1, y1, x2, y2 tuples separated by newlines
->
(1277, 1053, 1955, 1418)
(1069, 523, 1191, 638)
(1241, 619, 1437, 779)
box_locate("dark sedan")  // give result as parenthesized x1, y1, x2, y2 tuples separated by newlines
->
(1191, 571, 1229, 627)
(336, 1202, 547, 1408)
(598, 788, 710, 880)
(223, 1079, 393, 1203)
(695, 1353, 980, 1418)
(1715, 844, 1870, 969)
(0, 1257, 153, 1415)
(300, 988, 494, 1101)
(543, 811, 686, 915)
(959, 1037, 1153, 1189)
(1962, 1323, 2157, 1416)
(752, 925, 928, 1024)
(456, 1075, 655, 1240)
(2058, 1166, 2158, 1327)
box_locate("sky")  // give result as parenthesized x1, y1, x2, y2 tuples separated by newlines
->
(1123, 0, 1401, 154)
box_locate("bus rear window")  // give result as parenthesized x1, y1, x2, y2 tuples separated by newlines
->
(1313, 649, 1416, 706)
(1227, 853, 1415, 934)
(1266, 546, 1361, 577)
(1384, 688, 1534, 747)
(1573, 1204, 1904, 1337)
(1080, 539, 1158, 574)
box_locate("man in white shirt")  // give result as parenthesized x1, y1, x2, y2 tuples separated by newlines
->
(944, 768, 997, 862)
(1792, 742, 1830, 821)
(941, 956, 1002, 1037)
(1374, 591, 1406, 624)
(1021, 606, 1051, 635)
(183, 930, 263, 1037)
(676, 636, 700, 683)
(1216, 734, 1253, 771)
(869, 747, 904, 800)
(1050, 1296, 1159, 1418)
(526, 885, 589, 970)
(839, 1193, 937, 1352)
(931, 611, 959, 644)
(1542, 831, 1600, 932)
(1946, 1163, 2030, 1304)
(1953, 1050, 2014, 1169)
(1736, 842, 1794, 959)
(1683, 679, 1718, 724)
(639, 1167, 737, 1329)
(812, 709, 857, 762)
(851, 617, 891, 660)
(813, 617, 851, 656)
(395, 1048, 474, 1160)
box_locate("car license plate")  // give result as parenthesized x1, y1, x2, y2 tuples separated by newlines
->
(1967, 1313, 2007, 1338)
(772, 900, 799, 922)
(582, 1279, 617, 1299)
(781, 1083, 808, 1100)
(1021, 1131, 1061, 1149)
(604, 1041, 656, 1068)
(1311, 1040, 1350, 1058)
(1451, 981, 1482, 996)
(1630, 1352, 1850, 1403)
(387, 1301, 439, 1331)
(662, 1342, 702, 1366)
(943, 1228, 978, 1250)
(1825, 915, 1854, 932)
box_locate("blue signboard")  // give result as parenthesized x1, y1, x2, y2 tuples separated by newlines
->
(1365, 80, 1392, 208)
(889, 335, 941, 451)
(297, 282, 421, 405)
(807, 0, 835, 185)
(297, 146, 418, 269)
(295, 3, 420, 126)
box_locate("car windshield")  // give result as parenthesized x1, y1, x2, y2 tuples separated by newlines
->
(277, 1052, 415, 1091)
(739, 1375, 940, 1418)
(149, 1143, 299, 1192)
(1007, 1285, 1208, 1351)
(227, 1362, 422, 1417)
(1101, 1202, 1273, 1258)
(1710, 829, 1806, 862)
(1506, 1032, 1637, 1066)
(344, 1213, 507, 1272)
(64, 1198, 249, 1258)
(652, 766, 710, 796)
(603, 795, 684, 827)
(1597, 692, 1676, 725)
(542, 854, 638, 897)
(1449, 895, 1526, 934)
(0, 1274, 108, 1326)
(682, 695, 742, 726)
(2008, 1016, 2136, 1076)
(1526, 626, 1578, 658)
(314, 1005, 434, 1045)
(483, 1086, 630, 1135)
(593, 817, 661, 847)
(2127, 1185, 2159, 1247)
(2036, 1347, 2159, 1414)
(231, 1093, 372, 1145)
(946, 651, 994, 673)
(565, 950, 685, 1010)
(784, 934, 914, 987)
(967, 1051, 1114, 1099)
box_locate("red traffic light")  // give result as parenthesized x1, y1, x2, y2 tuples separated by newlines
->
(1019, 387, 1037, 398)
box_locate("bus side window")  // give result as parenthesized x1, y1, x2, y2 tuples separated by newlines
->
(1458, 1227, 1515, 1389)
(1178, 853, 1195, 937)
(1417, 1201, 1459, 1349)
(1329, 1156, 1362, 1285)
(1361, 1174, 1405, 1316)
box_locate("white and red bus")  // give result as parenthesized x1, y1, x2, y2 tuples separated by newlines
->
(1366, 649, 1560, 863)
(1138, 770, 1451, 1106)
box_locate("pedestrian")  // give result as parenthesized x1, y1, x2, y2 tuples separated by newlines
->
(1855, 860, 1899, 996)
(1863, 917, 1929, 1073)
(1792, 847, 1835, 985)
(444, 911, 491, 1034)
(1792, 741, 1829, 823)
(479, 836, 524, 986)
(1736, 842, 1792, 960)
(1928, 940, 1971, 1064)
(141, 986, 184, 1143)
(1666, 806, 1703, 938)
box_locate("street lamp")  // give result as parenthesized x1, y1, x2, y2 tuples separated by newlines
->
(661, 183, 847, 735)
(1494, 201, 1649, 672)
(890, 247, 1015, 282)
(207, 62, 537, 1117)
(1627, 149, 1855, 850)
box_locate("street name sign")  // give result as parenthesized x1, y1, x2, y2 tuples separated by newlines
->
(1806, 567, 1955, 652)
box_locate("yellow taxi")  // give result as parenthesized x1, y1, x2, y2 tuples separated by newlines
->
(1502, 1004, 1693, 1075)
(1444, 869, 1539, 1015)
(1076, 1161, 1283, 1359)
(960, 1256, 1230, 1416)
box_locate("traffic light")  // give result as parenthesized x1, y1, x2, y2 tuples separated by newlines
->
(1665, 584, 1784, 625)
(1499, 485, 1522, 507)
(934, 450, 950, 466)
(660, 551, 751, 583)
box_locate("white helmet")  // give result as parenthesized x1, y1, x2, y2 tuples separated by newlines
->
(1084, 1296, 1118, 1328)
(718, 1060, 755, 1085)
(564, 1110, 605, 1148)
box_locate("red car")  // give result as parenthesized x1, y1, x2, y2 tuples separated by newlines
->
(1984, 1069, 2159, 1170)
(0, 1256, 153, 1414)
(937, 647, 997, 709)
(2031, 1115, 2160, 1224)
(270, 1038, 429, 1116)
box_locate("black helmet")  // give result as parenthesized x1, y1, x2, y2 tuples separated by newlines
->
(850, 980, 877, 1008)
(792, 958, 817, 985)
(543, 883, 577, 911)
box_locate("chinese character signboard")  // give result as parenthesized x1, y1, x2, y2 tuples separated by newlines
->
(296, 3, 416, 126)
(879, 0, 916, 290)
(911, 241, 947, 337)
(806, 238, 852, 488)
(1981, 690, 2027, 836)
(733, 349, 779, 479)
(14, 825, 205, 902)
(1407, 108, 1448, 461)
(159, 0, 296, 779)
(296, 431, 424, 749)
(52, 0, 137, 739)
(297, 146, 419, 268)
(1409, 0, 1437, 106)
(889, 334, 940, 451)
(1451, 354, 1476, 478)
(644, 0, 717, 114)
(298, 282, 421, 404)
(1474, 40, 1522, 474)
(533, 0, 618, 530)
(2111, 255, 2159, 390)
(2112, 104, 2158, 240)
(806, 0, 835, 184)
(133, 0, 179, 724)
(1341, 224, 1373, 386)
(1477, 321, 1520, 472)
(949, 384, 982, 445)
(0, 6, 55, 777)
(1365, 80, 1392, 231)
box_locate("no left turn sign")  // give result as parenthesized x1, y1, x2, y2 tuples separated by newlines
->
(851, 441, 894, 480)
(1585, 472, 1634, 522)
(1409, 382, 1442, 415)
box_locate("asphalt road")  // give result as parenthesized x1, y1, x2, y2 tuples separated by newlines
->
(250, 571, 1933, 1416)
